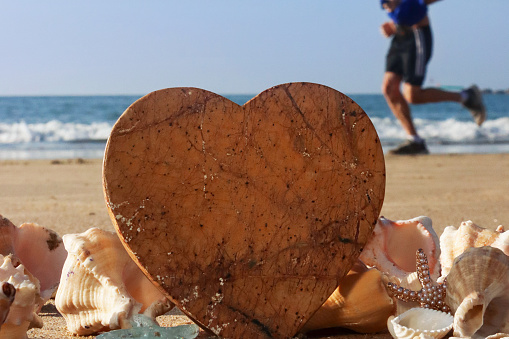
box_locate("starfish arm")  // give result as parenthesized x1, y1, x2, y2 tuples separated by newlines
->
(386, 249, 450, 313)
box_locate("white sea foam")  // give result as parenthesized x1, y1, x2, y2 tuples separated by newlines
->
(1, 118, 509, 146)
(371, 117, 509, 145)
(0, 120, 112, 144)
(1, 117, 509, 159)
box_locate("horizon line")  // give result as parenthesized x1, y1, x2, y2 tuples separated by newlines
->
(0, 91, 382, 98)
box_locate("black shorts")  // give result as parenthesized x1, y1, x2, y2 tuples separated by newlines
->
(385, 25, 433, 86)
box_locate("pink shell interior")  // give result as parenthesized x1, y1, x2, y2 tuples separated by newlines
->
(383, 219, 439, 275)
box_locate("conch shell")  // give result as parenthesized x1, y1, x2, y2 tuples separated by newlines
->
(301, 261, 396, 333)
(0, 253, 43, 339)
(445, 246, 509, 338)
(55, 228, 174, 335)
(387, 307, 453, 339)
(360, 216, 441, 284)
(439, 220, 509, 279)
(0, 215, 67, 302)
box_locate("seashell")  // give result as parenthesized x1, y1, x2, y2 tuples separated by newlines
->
(359, 216, 441, 284)
(449, 334, 509, 339)
(0, 214, 67, 302)
(0, 253, 43, 339)
(450, 334, 509, 339)
(485, 334, 509, 339)
(301, 261, 396, 333)
(387, 307, 453, 339)
(0, 281, 16, 325)
(445, 246, 509, 339)
(55, 228, 174, 335)
(439, 220, 509, 279)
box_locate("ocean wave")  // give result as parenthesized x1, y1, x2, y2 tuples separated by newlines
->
(0, 120, 113, 144)
(1, 118, 509, 146)
(371, 117, 509, 145)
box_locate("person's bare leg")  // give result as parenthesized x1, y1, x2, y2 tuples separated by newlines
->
(402, 83, 486, 126)
(382, 72, 418, 137)
(402, 83, 462, 104)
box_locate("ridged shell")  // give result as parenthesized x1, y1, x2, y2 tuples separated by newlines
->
(387, 307, 453, 339)
(55, 228, 173, 335)
(301, 261, 396, 333)
(360, 216, 441, 283)
(0, 253, 43, 339)
(439, 220, 509, 279)
(0, 215, 66, 302)
(445, 246, 509, 339)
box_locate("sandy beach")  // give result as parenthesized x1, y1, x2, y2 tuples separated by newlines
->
(1, 153, 508, 338)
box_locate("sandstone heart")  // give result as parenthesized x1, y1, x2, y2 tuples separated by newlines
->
(103, 82, 385, 338)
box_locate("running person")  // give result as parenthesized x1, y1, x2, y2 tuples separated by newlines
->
(380, 0, 486, 155)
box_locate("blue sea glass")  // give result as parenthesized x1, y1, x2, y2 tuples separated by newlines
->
(96, 314, 200, 339)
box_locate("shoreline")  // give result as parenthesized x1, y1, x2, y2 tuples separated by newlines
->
(1, 153, 507, 338)
(3, 142, 509, 162)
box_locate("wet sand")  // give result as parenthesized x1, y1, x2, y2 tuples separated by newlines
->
(0, 153, 507, 338)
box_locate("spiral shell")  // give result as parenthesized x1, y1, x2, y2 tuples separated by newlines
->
(55, 228, 173, 335)
(445, 246, 509, 338)
(439, 220, 509, 279)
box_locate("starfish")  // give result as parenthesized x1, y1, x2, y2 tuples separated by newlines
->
(386, 248, 451, 313)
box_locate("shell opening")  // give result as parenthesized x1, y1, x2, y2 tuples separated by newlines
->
(473, 296, 509, 338)
(385, 221, 434, 272)
(1, 282, 15, 300)
(454, 300, 485, 337)
(463, 304, 484, 328)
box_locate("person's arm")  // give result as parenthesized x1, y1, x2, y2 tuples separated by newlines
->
(425, 0, 442, 4)
(380, 21, 397, 37)
(380, 0, 399, 37)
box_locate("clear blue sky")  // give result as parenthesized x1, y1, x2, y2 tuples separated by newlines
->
(1, 1, 508, 96)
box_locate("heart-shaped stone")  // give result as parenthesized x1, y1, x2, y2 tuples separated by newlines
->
(103, 83, 385, 338)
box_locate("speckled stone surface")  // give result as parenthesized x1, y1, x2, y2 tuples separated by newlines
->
(103, 83, 385, 338)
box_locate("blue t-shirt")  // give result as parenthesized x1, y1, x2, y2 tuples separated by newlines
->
(381, 0, 428, 26)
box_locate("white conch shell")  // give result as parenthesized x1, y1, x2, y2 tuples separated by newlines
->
(387, 307, 453, 339)
(360, 216, 441, 284)
(0, 215, 67, 302)
(301, 261, 396, 333)
(0, 254, 43, 339)
(439, 220, 509, 279)
(55, 228, 174, 335)
(445, 246, 509, 339)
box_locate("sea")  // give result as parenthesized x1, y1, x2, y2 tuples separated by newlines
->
(1, 93, 508, 160)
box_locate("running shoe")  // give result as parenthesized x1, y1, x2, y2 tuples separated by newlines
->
(462, 85, 486, 126)
(389, 140, 429, 155)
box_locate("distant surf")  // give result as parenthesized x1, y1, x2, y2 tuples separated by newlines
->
(0, 93, 508, 159)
